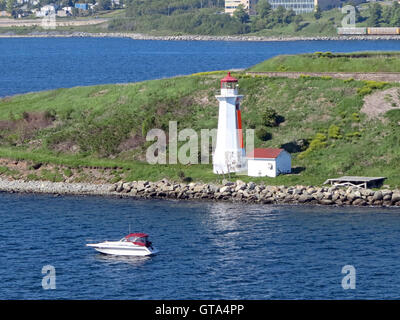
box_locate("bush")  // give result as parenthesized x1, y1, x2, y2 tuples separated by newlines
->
(261, 107, 280, 127)
(298, 133, 327, 159)
(345, 131, 362, 140)
(351, 113, 360, 122)
(328, 125, 342, 139)
(357, 80, 388, 96)
(256, 127, 272, 141)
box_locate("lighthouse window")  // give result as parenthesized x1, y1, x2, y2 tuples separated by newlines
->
(222, 82, 235, 89)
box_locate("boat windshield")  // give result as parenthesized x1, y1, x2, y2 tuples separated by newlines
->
(126, 236, 147, 243)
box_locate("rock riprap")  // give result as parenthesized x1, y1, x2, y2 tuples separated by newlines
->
(110, 179, 400, 207)
(1, 178, 399, 207)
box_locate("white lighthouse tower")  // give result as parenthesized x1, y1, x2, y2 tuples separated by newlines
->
(213, 72, 246, 174)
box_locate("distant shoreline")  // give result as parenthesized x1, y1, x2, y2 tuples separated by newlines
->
(1, 31, 400, 41)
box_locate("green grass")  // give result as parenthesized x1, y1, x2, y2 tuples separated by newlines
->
(249, 52, 400, 73)
(1, 58, 400, 187)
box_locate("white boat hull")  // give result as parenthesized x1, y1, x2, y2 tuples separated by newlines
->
(87, 242, 158, 256)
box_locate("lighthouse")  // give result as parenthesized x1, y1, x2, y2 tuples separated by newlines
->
(213, 72, 246, 174)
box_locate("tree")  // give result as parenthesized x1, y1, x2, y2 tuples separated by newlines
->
(390, 6, 400, 26)
(368, 2, 382, 27)
(233, 4, 250, 24)
(6, 0, 15, 14)
(98, 0, 112, 10)
(314, 5, 322, 20)
(381, 5, 392, 25)
(273, 5, 286, 24)
(293, 14, 303, 31)
(256, 0, 271, 19)
(0, 0, 6, 11)
(284, 8, 296, 24)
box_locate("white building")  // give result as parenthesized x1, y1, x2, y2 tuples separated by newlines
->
(225, 0, 257, 15)
(267, 0, 365, 14)
(247, 148, 291, 177)
(35, 4, 57, 17)
(213, 72, 247, 174)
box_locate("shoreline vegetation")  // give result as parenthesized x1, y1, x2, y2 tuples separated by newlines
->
(1, 52, 400, 207)
(1, 31, 400, 41)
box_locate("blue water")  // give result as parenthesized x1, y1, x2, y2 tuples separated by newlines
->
(1, 192, 400, 299)
(1, 38, 400, 97)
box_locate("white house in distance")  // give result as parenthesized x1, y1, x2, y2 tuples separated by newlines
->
(247, 148, 292, 178)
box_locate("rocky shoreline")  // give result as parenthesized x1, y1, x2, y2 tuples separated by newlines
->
(1, 31, 400, 42)
(1, 178, 400, 207)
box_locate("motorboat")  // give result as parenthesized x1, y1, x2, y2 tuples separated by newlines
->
(86, 233, 158, 256)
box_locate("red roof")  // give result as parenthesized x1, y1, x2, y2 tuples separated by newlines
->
(125, 233, 148, 238)
(247, 148, 283, 159)
(221, 72, 238, 83)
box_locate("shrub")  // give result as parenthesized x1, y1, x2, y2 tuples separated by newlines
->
(256, 126, 272, 141)
(261, 107, 280, 127)
(328, 125, 342, 139)
(298, 133, 327, 159)
(357, 80, 388, 96)
(345, 131, 362, 140)
(357, 86, 373, 96)
(277, 65, 288, 71)
(351, 113, 360, 122)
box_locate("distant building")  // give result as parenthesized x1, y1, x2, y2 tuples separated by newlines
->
(247, 148, 291, 178)
(75, 3, 89, 10)
(35, 4, 57, 17)
(0, 11, 12, 17)
(256, 0, 365, 15)
(57, 9, 72, 17)
(225, 0, 258, 15)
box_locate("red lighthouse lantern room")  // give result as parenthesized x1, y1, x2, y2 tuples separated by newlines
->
(220, 72, 238, 89)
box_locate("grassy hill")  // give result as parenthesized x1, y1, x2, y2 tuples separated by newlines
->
(1, 53, 400, 187)
(249, 52, 400, 73)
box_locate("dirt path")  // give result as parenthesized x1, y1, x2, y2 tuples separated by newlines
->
(247, 71, 400, 83)
(361, 87, 400, 119)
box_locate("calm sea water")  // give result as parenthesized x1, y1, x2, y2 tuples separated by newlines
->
(1, 192, 400, 299)
(1, 38, 400, 97)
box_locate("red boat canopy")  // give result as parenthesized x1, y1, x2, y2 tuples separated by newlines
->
(125, 233, 148, 239)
